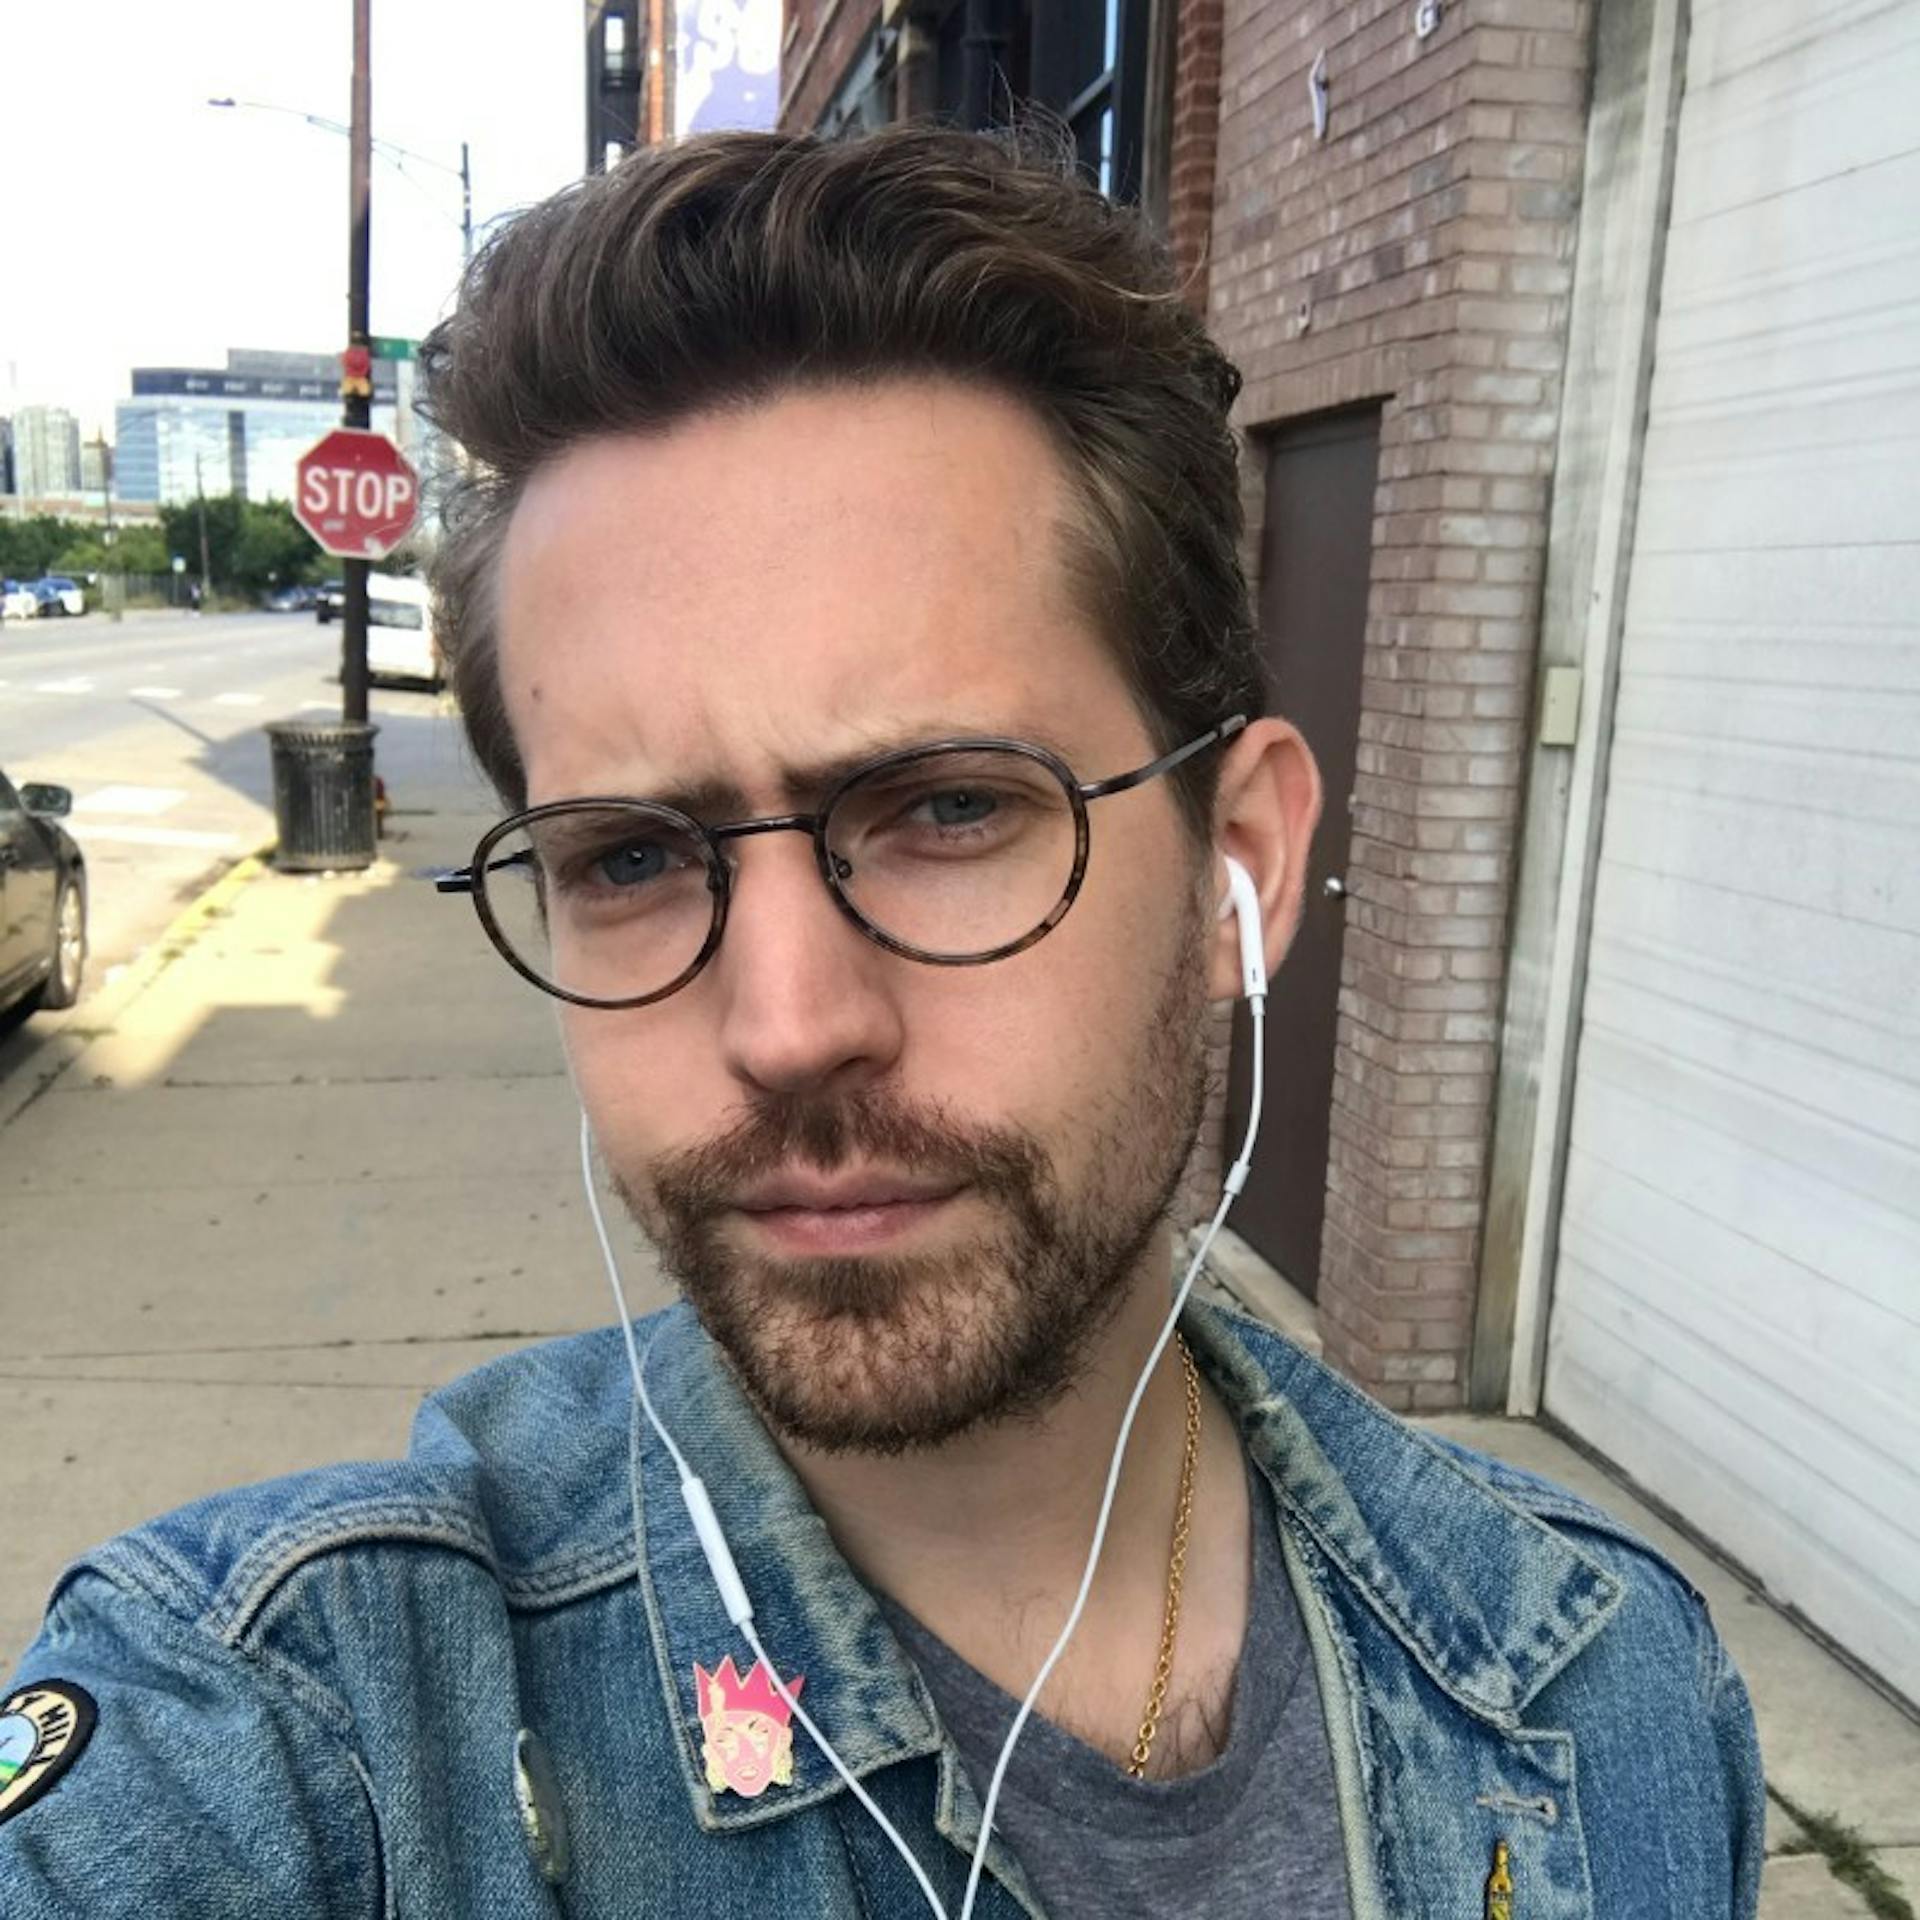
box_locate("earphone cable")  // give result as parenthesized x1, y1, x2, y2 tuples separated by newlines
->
(957, 994, 1265, 1920)
(578, 1114, 953, 1920)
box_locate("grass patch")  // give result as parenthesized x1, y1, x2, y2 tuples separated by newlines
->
(1770, 1788, 1913, 1920)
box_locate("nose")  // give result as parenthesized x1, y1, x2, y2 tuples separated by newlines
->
(710, 833, 906, 1099)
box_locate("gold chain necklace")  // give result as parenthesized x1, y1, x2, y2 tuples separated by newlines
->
(1124, 1332, 1201, 1779)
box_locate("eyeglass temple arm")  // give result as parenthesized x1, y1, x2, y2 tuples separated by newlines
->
(434, 848, 537, 896)
(1077, 714, 1248, 802)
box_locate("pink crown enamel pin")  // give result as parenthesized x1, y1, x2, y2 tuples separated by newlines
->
(694, 1656, 805, 1799)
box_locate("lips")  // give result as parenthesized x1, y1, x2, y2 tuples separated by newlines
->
(734, 1171, 962, 1214)
(731, 1170, 964, 1255)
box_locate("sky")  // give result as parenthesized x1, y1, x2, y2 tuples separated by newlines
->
(1, 0, 587, 438)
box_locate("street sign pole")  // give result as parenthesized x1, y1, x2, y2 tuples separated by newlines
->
(343, 0, 374, 728)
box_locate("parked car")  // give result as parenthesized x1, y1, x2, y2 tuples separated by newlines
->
(314, 580, 346, 623)
(31, 576, 86, 617)
(1, 579, 39, 622)
(263, 583, 317, 613)
(366, 575, 443, 688)
(0, 769, 86, 1021)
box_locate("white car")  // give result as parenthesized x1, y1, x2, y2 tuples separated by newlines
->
(1, 580, 39, 622)
(32, 576, 87, 618)
(365, 575, 444, 688)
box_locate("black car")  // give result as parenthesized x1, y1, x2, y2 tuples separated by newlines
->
(0, 770, 87, 1020)
(314, 580, 346, 623)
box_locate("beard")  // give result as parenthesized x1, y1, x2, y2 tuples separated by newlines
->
(614, 911, 1213, 1455)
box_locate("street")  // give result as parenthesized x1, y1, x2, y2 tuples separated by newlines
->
(0, 606, 474, 1080)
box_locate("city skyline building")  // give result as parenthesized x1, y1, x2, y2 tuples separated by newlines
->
(113, 348, 422, 508)
(11, 405, 84, 501)
(78, 438, 111, 497)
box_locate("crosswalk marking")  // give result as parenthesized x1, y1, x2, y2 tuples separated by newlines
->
(31, 677, 95, 695)
(73, 785, 186, 818)
(212, 692, 265, 707)
(72, 824, 239, 850)
(128, 686, 184, 700)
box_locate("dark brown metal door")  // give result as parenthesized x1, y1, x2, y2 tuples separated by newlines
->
(1225, 407, 1381, 1298)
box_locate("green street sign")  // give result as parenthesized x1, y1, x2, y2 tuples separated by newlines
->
(371, 336, 420, 362)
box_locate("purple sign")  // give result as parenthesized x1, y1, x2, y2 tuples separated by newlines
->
(676, 0, 781, 136)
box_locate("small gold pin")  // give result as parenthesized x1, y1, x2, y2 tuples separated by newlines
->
(513, 1728, 571, 1886)
(1486, 1837, 1514, 1920)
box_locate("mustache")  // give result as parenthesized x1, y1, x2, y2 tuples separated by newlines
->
(646, 1086, 1051, 1227)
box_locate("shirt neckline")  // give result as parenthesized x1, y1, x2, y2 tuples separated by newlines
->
(875, 1455, 1308, 1832)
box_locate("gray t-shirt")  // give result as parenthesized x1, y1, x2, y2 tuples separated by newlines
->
(878, 1462, 1351, 1918)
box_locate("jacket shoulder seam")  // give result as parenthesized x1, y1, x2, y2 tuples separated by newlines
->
(211, 1503, 504, 1644)
(52, 1558, 362, 1747)
(210, 1503, 642, 1648)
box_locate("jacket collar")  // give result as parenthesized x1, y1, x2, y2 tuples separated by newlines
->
(1185, 1300, 1625, 1725)
(630, 1304, 948, 1835)
(630, 1294, 1624, 1840)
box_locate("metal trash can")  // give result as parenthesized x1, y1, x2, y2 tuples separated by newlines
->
(267, 721, 379, 872)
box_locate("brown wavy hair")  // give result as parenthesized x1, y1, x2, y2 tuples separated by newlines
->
(419, 119, 1264, 833)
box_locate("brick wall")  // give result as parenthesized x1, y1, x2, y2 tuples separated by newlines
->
(1204, 0, 1593, 1409)
(1167, 0, 1227, 311)
(780, 0, 884, 132)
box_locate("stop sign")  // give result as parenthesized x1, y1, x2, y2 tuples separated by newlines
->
(294, 428, 419, 559)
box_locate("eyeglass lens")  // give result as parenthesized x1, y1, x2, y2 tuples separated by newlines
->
(477, 746, 1081, 1004)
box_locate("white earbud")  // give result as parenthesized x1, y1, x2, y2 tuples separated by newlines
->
(1218, 854, 1268, 1001)
(586, 850, 1276, 1920)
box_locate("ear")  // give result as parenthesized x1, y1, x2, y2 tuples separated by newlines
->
(1206, 717, 1322, 1003)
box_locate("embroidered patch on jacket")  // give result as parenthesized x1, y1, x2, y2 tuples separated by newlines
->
(0, 1682, 97, 1824)
(694, 1656, 804, 1799)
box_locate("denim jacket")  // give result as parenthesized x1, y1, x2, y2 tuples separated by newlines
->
(2, 1298, 1764, 1917)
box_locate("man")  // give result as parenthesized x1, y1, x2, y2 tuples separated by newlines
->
(1, 124, 1762, 1916)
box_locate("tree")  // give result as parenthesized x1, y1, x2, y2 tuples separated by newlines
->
(155, 495, 326, 595)
(53, 525, 170, 576)
(231, 499, 326, 594)
(159, 495, 242, 588)
(0, 515, 79, 580)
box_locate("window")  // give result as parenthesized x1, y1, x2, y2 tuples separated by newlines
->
(923, 0, 1148, 202)
(1032, 0, 1147, 200)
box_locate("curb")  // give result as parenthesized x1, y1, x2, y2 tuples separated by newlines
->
(0, 842, 277, 1135)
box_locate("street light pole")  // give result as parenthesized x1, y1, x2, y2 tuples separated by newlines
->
(194, 451, 212, 606)
(342, 0, 373, 728)
(93, 434, 121, 624)
(460, 140, 473, 266)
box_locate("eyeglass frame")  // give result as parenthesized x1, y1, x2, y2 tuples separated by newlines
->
(437, 714, 1249, 1011)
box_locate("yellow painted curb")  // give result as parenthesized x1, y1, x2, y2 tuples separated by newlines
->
(131, 842, 278, 986)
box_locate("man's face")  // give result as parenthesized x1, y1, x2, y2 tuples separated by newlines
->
(497, 378, 1214, 1453)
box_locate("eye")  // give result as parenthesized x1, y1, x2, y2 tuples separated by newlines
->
(594, 839, 672, 888)
(922, 786, 998, 829)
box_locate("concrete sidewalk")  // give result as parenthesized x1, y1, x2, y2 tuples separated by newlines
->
(0, 741, 674, 1661)
(0, 713, 1912, 1916)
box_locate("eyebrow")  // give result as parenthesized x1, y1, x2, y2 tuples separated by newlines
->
(604, 721, 1087, 824)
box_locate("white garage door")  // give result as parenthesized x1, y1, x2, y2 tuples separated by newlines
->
(1543, 0, 1920, 1703)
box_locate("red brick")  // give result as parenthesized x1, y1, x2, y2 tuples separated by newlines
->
(1202, 0, 1594, 1403)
